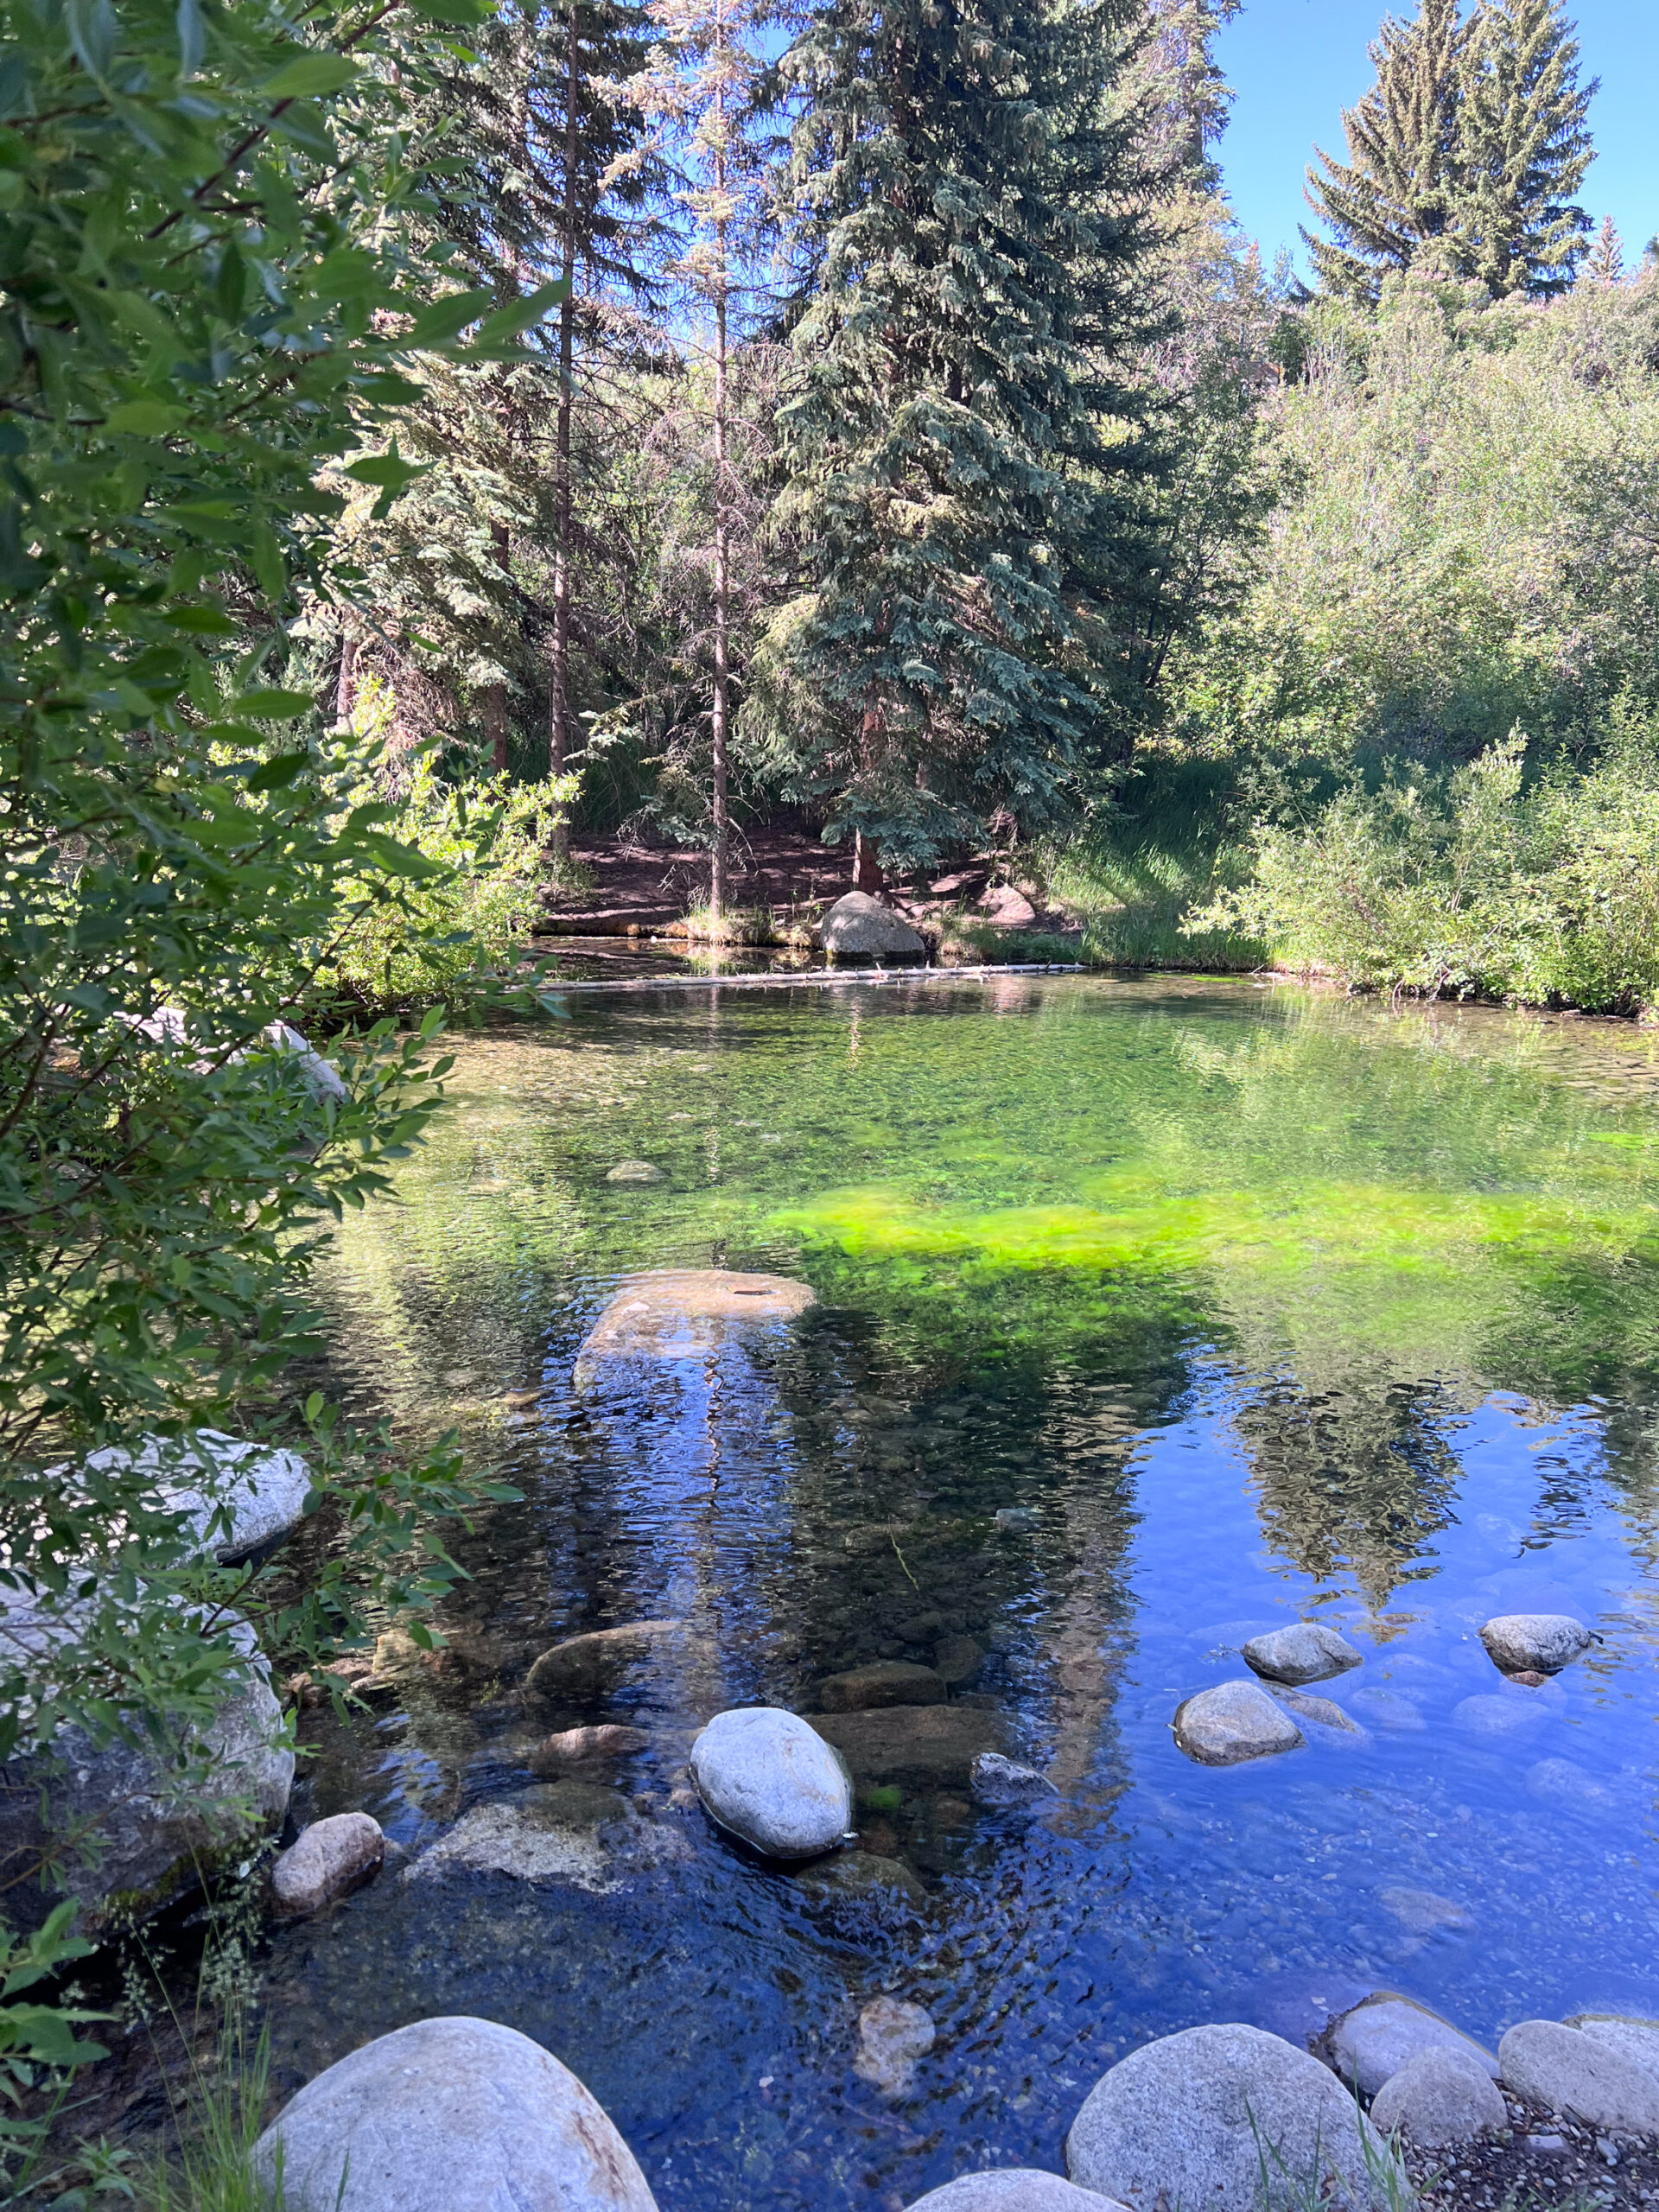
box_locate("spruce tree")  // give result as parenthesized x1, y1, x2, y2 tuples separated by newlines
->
(1455, 0, 1594, 296)
(753, 0, 1166, 888)
(1302, 0, 1467, 303)
(1583, 213, 1624, 285)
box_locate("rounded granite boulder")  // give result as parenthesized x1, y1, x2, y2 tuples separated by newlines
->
(690, 1706, 852, 1859)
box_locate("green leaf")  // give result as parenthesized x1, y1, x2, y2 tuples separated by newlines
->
(462, 280, 569, 353)
(105, 397, 188, 435)
(262, 53, 359, 100)
(403, 0, 491, 22)
(246, 750, 310, 791)
(175, 0, 204, 77)
(164, 605, 240, 635)
(404, 288, 494, 349)
(343, 452, 428, 492)
(232, 688, 312, 721)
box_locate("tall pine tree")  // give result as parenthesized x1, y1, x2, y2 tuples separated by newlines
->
(752, 0, 1166, 889)
(1302, 0, 1466, 303)
(1455, 0, 1593, 296)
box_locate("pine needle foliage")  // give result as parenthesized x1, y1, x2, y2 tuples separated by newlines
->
(1456, 0, 1593, 298)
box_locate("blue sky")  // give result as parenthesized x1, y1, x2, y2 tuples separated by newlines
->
(1217, 0, 1659, 278)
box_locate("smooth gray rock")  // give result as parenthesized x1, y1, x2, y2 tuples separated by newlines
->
(1376, 1885, 1473, 1936)
(855, 1996, 936, 2095)
(1272, 1688, 1368, 1738)
(1571, 2016, 1659, 2079)
(1452, 1693, 1548, 1737)
(1241, 1623, 1363, 1686)
(822, 892, 927, 960)
(690, 1707, 852, 1859)
(1527, 1757, 1617, 1810)
(1065, 2023, 1405, 2212)
(1173, 1681, 1303, 1766)
(821, 1662, 945, 1713)
(407, 1784, 689, 1892)
(994, 1507, 1036, 1534)
(272, 1812, 385, 1916)
(530, 1725, 651, 1777)
(524, 1621, 686, 1704)
(1370, 2047, 1507, 2146)
(258, 1020, 349, 1103)
(906, 2177, 1122, 2212)
(1499, 2018, 1659, 2135)
(1480, 1614, 1593, 1675)
(252, 2015, 659, 2212)
(1345, 1687, 1427, 1732)
(1327, 1994, 1499, 2100)
(971, 1753, 1058, 1808)
(0, 1601, 291, 1934)
(87, 1430, 312, 1561)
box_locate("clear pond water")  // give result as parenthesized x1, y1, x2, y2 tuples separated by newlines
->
(270, 975, 1659, 2210)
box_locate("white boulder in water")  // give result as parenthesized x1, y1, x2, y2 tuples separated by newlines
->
(271, 1812, 385, 1917)
(690, 1707, 851, 1859)
(1240, 1623, 1362, 1685)
(1173, 1681, 1303, 1765)
(1066, 2023, 1403, 2212)
(573, 1269, 816, 1391)
(251, 2015, 659, 2211)
(1479, 1613, 1594, 1675)
(1325, 1993, 1498, 2100)
(906, 2177, 1126, 2212)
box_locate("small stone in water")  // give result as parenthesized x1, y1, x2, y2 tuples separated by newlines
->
(994, 1507, 1035, 1534)
(605, 1160, 664, 1184)
(531, 1725, 650, 1777)
(971, 1752, 1057, 1807)
(855, 1996, 936, 2095)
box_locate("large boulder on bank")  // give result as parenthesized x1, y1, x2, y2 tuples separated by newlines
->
(1240, 1623, 1362, 1686)
(1370, 2047, 1507, 2147)
(272, 1812, 385, 1917)
(1173, 1681, 1303, 1766)
(1325, 1993, 1498, 2101)
(524, 1622, 687, 1706)
(251, 2015, 659, 2212)
(0, 1603, 292, 1935)
(810, 1704, 1003, 1789)
(1479, 1614, 1593, 1675)
(1065, 2024, 1404, 2212)
(87, 1429, 312, 1561)
(906, 2177, 1123, 2212)
(690, 1707, 852, 1859)
(1498, 2018, 1659, 2135)
(822, 893, 927, 962)
(820, 1662, 945, 1713)
(573, 1270, 816, 1392)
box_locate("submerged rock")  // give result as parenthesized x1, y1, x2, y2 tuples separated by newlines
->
(1240, 1623, 1362, 1686)
(1066, 2022, 1403, 2212)
(971, 1753, 1058, 1808)
(573, 1269, 817, 1391)
(1376, 1885, 1474, 1936)
(855, 1996, 936, 2095)
(408, 1783, 687, 1893)
(530, 1724, 651, 1777)
(934, 1634, 985, 1688)
(798, 1850, 925, 1905)
(1345, 1686, 1427, 1732)
(1499, 2018, 1659, 2135)
(1173, 1681, 1303, 1766)
(810, 1704, 1003, 1788)
(1271, 1688, 1368, 1739)
(822, 892, 927, 960)
(524, 1622, 686, 1705)
(690, 1707, 852, 1859)
(906, 2177, 1123, 2212)
(1479, 1613, 1593, 1675)
(820, 1661, 945, 1712)
(1452, 1692, 1548, 1737)
(1527, 1756, 1617, 1810)
(251, 2014, 659, 2212)
(272, 1812, 385, 1917)
(1325, 1993, 1498, 2100)
(605, 1160, 664, 1184)
(994, 1507, 1036, 1534)
(1370, 2047, 1507, 2146)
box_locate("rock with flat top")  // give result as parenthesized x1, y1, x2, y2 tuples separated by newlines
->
(1370, 2047, 1507, 2146)
(574, 1269, 816, 1391)
(1173, 1681, 1303, 1766)
(1241, 1623, 1363, 1686)
(407, 1783, 687, 1892)
(906, 2177, 1122, 2212)
(810, 1704, 1002, 1789)
(272, 1812, 385, 1916)
(690, 1707, 852, 1859)
(1326, 1993, 1498, 2100)
(1499, 2018, 1659, 2135)
(251, 2014, 658, 2212)
(524, 1622, 686, 1705)
(1065, 2023, 1403, 2212)
(822, 892, 927, 961)
(821, 1662, 945, 1712)
(1479, 1614, 1593, 1675)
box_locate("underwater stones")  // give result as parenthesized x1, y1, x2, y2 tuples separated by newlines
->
(1172, 1681, 1303, 1766)
(1479, 1613, 1594, 1675)
(934, 1634, 984, 1688)
(1240, 1623, 1362, 1687)
(605, 1160, 664, 1184)
(1376, 1885, 1474, 1937)
(1499, 2019, 1659, 2136)
(690, 1707, 852, 1859)
(1271, 1688, 1367, 1740)
(1345, 1686, 1427, 1732)
(530, 1725, 651, 1777)
(855, 1996, 936, 2095)
(1066, 2023, 1403, 2212)
(994, 1507, 1036, 1534)
(822, 892, 927, 961)
(1325, 1993, 1499, 2101)
(572, 1269, 817, 1391)
(906, 2177, 1123, 2212)
(87, 1429, 312, 1561)
(810, 1704, 1004, 1789)
(524, 1621, 686, 1705)
(820, 1661, 944, 1713)
(272, 1812, 385, 1917)
(251, 2014, 659, 2212)
(798, 1850, 925, 1905)
(409, 1783, 686, 1892)
(1370, 2047, 1508, 2147)
(1526, 1756, 1616, 1810)
(1452, 1692, 1549, 1737)
(971, 1752, 1058, 1808)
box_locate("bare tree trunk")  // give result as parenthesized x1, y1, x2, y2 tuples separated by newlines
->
(854, 830, 883, 893)
(484, 683, 509, 774)
(709, 65, 730, 925)
(334, 620, 359, 731)
(548, 0, 578, 865)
